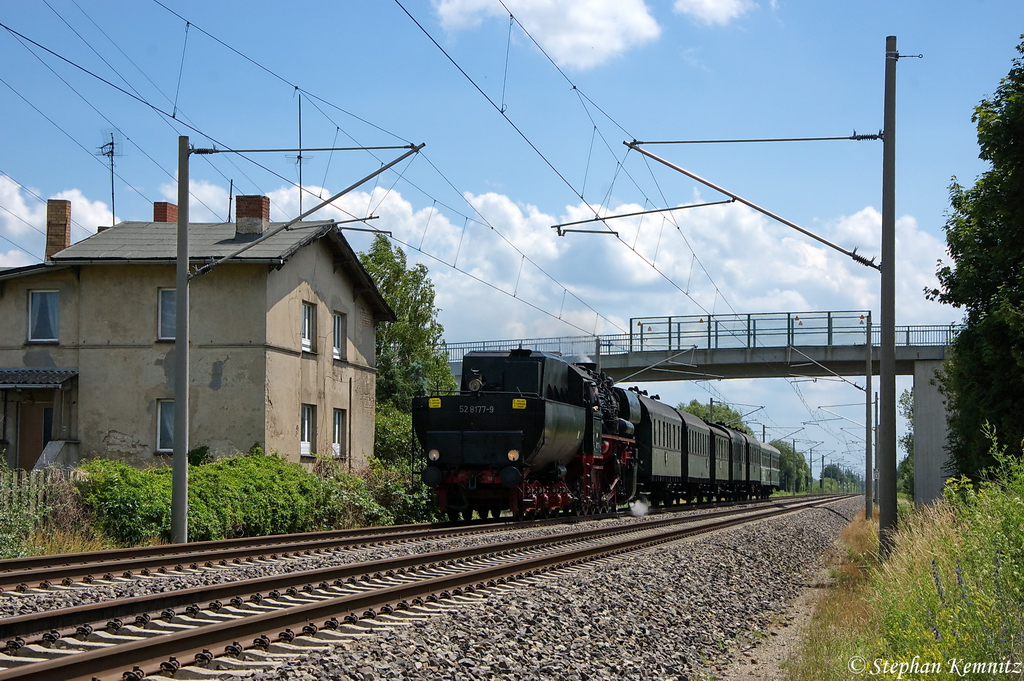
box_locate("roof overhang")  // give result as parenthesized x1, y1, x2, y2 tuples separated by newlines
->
(0, 368, 78, 389)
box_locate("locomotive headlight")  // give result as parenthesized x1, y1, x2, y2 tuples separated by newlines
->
(468, 377, 484, 392)
(507, 449, 520, 462)
(428, 449, 440, 462)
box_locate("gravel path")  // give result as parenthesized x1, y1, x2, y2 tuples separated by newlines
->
(244, 496, 860, 681)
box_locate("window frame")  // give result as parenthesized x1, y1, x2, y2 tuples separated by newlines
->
(28, 290, 59, 343)
(332, 312, 346, 361)
(157, 399, 174, 453)
(158, 288, 176, 341)
(301, 301, 316, 352)
(300, 403, 316, 456)
(332, 408, 347, 460)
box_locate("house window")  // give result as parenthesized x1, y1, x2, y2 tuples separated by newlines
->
(301, 404, 316, 456)
(332, 408, 347, 459)
(158, 289, 176, 340)
(28, 290, 59, 342)
(332, 312, 346, 360)
(157, 400, 174, 452)
(301, 302, 316, 352)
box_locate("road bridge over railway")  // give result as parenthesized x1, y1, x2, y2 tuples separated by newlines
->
(443, 311, 960, 504)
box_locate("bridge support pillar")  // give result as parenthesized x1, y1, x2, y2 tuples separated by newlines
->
(913, 359, 950, 504)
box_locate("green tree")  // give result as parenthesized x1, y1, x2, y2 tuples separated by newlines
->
(897, 388, 914, 496)
(772, 440, 811, 493)
(928, 37, 1024, 477)
(359, 234, 457, 411)
(678, 399, 753, 435)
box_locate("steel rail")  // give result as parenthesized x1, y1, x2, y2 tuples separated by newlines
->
(0, 494, 817, 592)
(0, 497, 848, 681)
(0, 496, 839, 640)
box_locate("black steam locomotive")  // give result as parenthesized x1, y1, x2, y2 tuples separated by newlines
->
(412, 349, 780, 520)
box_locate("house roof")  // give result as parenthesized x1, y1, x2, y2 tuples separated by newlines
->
(52, 220, 338, 262)
(0, 221, 396, 323)
(0, 368, 78, 389)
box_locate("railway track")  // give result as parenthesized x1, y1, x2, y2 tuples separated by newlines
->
(0, 494, 827, 594)
(0, 495, 851, 680)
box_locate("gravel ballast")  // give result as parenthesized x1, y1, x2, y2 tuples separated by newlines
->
(246, 496, 861, 681)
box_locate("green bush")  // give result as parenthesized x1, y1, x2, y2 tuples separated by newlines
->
(373, 402, 417, 466)
(872, 428, 1024, 670)
(76, 447, 393, 545)
(0, 503, 43, 559)
(363, 457, 440, 525)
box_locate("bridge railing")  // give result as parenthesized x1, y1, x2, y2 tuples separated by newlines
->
(441, 311, 962, 362)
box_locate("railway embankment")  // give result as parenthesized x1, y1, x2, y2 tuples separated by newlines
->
(782, 448, 1024, 681)
(232, 496, 862, 680)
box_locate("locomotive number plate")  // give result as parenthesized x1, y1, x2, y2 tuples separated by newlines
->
(512, 398, 527, 410)
(428, 397, 441, 408)
(459, 405, 495, 414)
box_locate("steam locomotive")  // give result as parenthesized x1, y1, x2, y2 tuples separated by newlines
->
(412, 349, 780, 520)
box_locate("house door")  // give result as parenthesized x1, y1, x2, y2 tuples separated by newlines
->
(18, 402, 53, 471)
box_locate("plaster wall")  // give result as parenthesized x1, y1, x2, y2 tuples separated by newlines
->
(264, 242, 377, 468)
(0, 268, 82, 466)
(73, 263, 268, 464)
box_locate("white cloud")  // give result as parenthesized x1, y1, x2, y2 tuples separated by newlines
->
(0, 249, 33, 268)
(433, 0, 661, 69)
(166, 180, 957, 341)
(673, 0, 756, 25)
(53, 189, 110, 236)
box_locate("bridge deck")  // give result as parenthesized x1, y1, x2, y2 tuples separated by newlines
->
(444, 310, 957, 381)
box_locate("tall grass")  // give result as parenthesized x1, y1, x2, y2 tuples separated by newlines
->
(873, 435, 1024, 669)
(788, 431, 1024, 680)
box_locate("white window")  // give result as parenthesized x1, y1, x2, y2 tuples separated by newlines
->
(332, 312, 346, 360)
(301, 302, 316, 352)
(332, 408, 347, 459)
(28, 290, 59, 342)
(158, 289, 176, 340)
(301, 404, 316, 456)
(157, 400, 174, 452)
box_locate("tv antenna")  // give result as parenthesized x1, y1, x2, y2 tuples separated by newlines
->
(97, 130, 124, 230)
(286, 92, 312, 215)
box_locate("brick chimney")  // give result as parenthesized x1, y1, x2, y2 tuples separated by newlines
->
(154, 202, 178, 223)
(236, 195, 270, 235)
(45, 199, 71, 261)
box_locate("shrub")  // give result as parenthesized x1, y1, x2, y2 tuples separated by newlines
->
(75, 448, 393, 545)
(872, 427, 1024, 669)
(362, 457, 440, 525)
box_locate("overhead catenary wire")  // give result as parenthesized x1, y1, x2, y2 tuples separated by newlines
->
(416, 6, 871, 436)
(5, 8, 861, 452)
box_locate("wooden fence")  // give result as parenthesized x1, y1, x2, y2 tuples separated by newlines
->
(0, 468, 82, 520)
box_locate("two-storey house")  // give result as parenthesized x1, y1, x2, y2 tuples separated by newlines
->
(0, 196, 394, 470)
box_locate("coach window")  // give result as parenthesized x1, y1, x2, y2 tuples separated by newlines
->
(28, 290, 59, 342)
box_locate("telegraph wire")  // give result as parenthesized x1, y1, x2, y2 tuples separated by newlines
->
(150, 0, 410, 144)
(55, 0, 270, 202)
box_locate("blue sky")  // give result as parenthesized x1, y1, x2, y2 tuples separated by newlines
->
(1, 1, 1021, 472)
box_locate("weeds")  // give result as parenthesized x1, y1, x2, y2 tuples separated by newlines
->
(789, 427, 1024, 680)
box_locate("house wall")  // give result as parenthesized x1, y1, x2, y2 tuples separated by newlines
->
(265, 240, 378, 468)
(74, 262, 268, 464)
(0, 267, 81, 467)
(0, 230, 381, 471)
